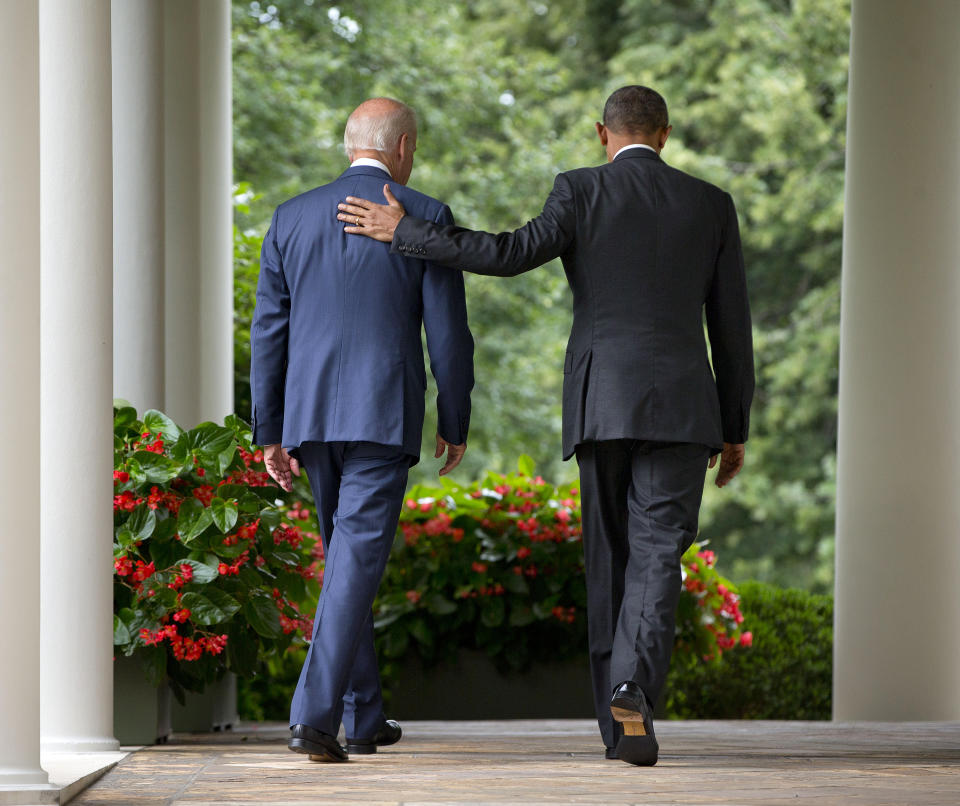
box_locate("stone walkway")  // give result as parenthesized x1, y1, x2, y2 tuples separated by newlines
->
(71, 720, 960, 805)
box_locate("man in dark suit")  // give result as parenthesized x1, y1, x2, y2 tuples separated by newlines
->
(337, 86, 754, 766)
(251, 97, 474, 762)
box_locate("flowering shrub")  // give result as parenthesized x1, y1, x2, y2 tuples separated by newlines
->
(372, 456, 750, 675)
(112, 405, 322, 700)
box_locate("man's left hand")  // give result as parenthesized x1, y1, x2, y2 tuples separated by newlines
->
(709, 442, 745, 488)
(337, 184, 407, 242)
(435, 433, 466, 476)
(264, 443, 301, 492)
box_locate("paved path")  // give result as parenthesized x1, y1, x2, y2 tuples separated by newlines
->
(71, 720, 960, 805)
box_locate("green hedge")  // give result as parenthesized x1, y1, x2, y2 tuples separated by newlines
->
(664, 580, 833, 719)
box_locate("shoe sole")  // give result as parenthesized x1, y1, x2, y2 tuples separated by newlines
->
(345, 744, 377, 755)
(288, 738, 348, 763)
(610, 704, 647, 736)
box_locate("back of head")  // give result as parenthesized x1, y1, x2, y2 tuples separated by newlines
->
(603, 86, 669, 136)
(344, 97, 417, 159)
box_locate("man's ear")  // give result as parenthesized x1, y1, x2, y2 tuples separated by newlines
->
(595, 121, 608, 146)
(659, 125, 673, 150)
(397, 132, 409, 162)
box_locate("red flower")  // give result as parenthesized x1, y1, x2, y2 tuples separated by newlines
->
(131, 560, 155, 582)
(172, 608, 191, 623)
(113, 490, 143, 512)
(405, 590, 421, 604)
(113, 470, 130, 484)
(218, 562, 229, 575)
(516, 546, 531, 560)
(739, 631, 753, 647)
(555, 509, 570, 523)
(192, 485, 215, 506)
(114, 556, 133, 576)
(471, 561, 488, 574)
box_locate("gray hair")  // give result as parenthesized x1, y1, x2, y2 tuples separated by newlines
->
(343, 98, 417, 158)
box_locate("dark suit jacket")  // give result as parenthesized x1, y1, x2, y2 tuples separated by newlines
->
(250, 164, 474, 462)
(392, 147, 753, 459)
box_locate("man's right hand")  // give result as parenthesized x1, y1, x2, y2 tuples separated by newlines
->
(709, 442, 745, 488)
(435, 433, 466, 476)
(337, 184, 407, 243)
(264, 443, 301, 492)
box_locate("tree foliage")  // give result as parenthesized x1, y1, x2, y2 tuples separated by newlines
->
(232, 0, 849, 592)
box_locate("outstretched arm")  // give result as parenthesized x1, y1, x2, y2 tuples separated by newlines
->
(338, 176, 576, 277)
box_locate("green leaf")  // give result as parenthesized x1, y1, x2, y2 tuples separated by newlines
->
(426, 593, 457, 615)
(133, 451, 182, 484)
(480, 597, 506, 627)
(113, 405, 138, 430)
(504, 571, 530, 595)
(178, 558, 219, 584)
(143, 410, 182, 442)
(408, 617, 433, 647)
(177, 498, 214, 543)
(125, 457, 147, 487)
(508, 605, 535, 627)
(125, 507, 157, 541)
(227, 622, 259, 677)
(217, 445, 237, 475)
(243, 592, 282, 638)
(181, 590, 240, 625)
(115, 529, 137, 552)
(269, 545, 300, 567)
(113, 614, 131, 645)
(186, 422, 236, 458)
(210, 497, 239, 533)
(517, 454, 536, 477)
(258, 508, 281, 529)
(382, 624, 409, 658)
(139, 645, 167, 687)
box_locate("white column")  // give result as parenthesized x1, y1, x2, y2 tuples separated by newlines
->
(164, 0, 233, 428)
(0, 0, 52, 791)
(112, 0, 165, 413)
(39, 0, 119, 752)
(834, 0, 960, 720)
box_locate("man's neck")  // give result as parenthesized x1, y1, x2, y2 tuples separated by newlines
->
(350, 151, 394, 180)
(606, 136, 661, 163)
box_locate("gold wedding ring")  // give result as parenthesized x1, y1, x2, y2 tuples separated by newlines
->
(355, 216, 360, 226)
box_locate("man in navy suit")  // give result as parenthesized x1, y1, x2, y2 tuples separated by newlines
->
(250, 97, 474, 762)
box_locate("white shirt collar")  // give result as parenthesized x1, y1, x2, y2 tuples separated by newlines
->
(613, 143, 657, 160)
(350, 157, 392, 177)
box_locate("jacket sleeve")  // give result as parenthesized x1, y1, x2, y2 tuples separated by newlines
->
(249, 208, 290, 446)
(705, 192, 755, 444)
(421, 204, 475, 445)
(392, 173, 576, 276)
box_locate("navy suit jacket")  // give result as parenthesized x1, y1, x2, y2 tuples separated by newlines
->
(250, 165, 474, 463)
(393, 148, 754, 459)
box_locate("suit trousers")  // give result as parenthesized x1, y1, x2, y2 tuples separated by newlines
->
(289, 441, 410, 738)
(576, 439, 710, 749)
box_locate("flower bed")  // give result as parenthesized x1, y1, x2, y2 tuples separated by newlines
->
(374, 456, 750, 675)
(112, 405, 321, 702)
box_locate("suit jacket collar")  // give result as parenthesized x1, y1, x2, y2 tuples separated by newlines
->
(339, 164, 393, 181)
(612, 148, 662, 164)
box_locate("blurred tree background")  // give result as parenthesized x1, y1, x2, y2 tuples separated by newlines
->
(232, 0, 849, 593)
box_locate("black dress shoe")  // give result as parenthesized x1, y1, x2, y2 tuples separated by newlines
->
(610, 681, 658, 766)
(346, 719, 402, 755)
(289, 723, 348, 762)
(604, 746, 618, 760)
